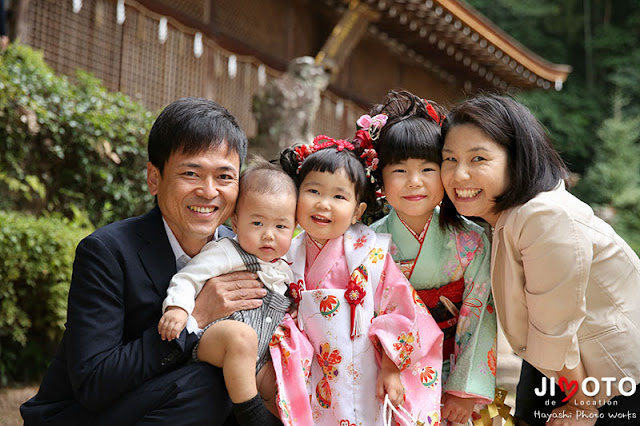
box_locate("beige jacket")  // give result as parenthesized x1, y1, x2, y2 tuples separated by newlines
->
(491, 182, 640, 391)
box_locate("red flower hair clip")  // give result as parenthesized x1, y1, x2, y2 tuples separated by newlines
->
(360, 148, 378, 183)
(353, 129, 373, 149)
(294, 135, 355, 173)
(424, 100, 443, 126)
(354, 114, 386, 184)
(312, 135, 354, 152)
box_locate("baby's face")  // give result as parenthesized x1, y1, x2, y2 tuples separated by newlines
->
(232, 190, 297, 262)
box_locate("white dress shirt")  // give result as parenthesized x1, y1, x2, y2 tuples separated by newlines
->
(162, 218, 219, 336)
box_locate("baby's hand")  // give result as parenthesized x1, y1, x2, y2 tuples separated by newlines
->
(158, 306, 188, 341)
(376, 353, 404, 407)
(441, 393, 476, 424)
(286, 304, 298, 321)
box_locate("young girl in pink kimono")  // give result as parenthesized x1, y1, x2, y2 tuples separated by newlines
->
(269, 135, 443, 425)
(365, 91, 497, 425)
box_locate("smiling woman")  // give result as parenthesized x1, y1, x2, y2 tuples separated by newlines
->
(440, 123, 510, 227)
(439, 95, 640, 425)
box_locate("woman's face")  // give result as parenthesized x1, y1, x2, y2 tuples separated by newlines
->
(441, 124, 510, 227)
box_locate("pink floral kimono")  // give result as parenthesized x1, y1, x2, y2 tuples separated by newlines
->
(269, 224, 443, 425)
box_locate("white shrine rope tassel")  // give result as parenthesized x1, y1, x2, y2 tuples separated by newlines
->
(353, 304, 366, 337)
(383, 394, 417, 426)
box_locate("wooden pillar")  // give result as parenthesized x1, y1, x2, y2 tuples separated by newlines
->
(315, 0, 379, 77)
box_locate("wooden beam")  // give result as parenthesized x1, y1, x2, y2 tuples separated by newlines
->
(315, 0, 380, 76)
(437, 0, 571, 83)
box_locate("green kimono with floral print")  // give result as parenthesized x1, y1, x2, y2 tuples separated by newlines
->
(371, 206, 496, 402)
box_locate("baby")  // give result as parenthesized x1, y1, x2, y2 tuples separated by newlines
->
(158, 158, 297, 426)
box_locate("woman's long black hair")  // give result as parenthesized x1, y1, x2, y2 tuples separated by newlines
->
(440, 94, 568, 223)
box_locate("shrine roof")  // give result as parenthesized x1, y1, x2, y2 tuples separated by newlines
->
(325, 0, 572, 91)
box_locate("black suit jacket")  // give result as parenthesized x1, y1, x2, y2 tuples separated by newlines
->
(21, 207, 234, 423)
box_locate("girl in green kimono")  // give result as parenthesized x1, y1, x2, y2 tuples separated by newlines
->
(360, 90, 497, 425)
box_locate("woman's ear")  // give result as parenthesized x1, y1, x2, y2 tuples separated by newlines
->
(351, 202, 367, 224)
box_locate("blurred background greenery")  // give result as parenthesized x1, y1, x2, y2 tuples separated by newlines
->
(0, 44, 154, 385)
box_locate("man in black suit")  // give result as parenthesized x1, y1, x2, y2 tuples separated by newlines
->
(21, 98, 267, 425)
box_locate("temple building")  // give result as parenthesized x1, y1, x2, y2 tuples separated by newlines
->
(15, 0, 571, 143)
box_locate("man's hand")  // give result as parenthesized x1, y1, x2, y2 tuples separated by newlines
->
(158, 306, 188, 340)
(191, 271, 266, 328)
(442, 393, 476, 424)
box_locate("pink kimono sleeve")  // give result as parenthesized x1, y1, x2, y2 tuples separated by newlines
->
(368, 255, 444, 412)
(268, 314, 315, 426)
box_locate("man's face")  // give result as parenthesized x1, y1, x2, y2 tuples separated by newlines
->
(147, 144, 240, 256)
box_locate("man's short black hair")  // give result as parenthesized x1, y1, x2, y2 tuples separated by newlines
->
(148, 97, 248, 174)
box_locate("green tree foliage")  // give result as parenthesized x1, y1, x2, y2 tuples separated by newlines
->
(467, 0, 640, 252)
(0, 211, 91, 385)
(0, 44, 157, 383)
(466, 0, 575, 64)
(517, 87, 599, 175)
(0, 43, 155, 228)
(574, 95, 640, 252)
(576, 96, 640, 204)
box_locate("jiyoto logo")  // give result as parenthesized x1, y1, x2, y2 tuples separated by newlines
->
(535, 376, 636, 406)
(533, 376, 638, 421)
